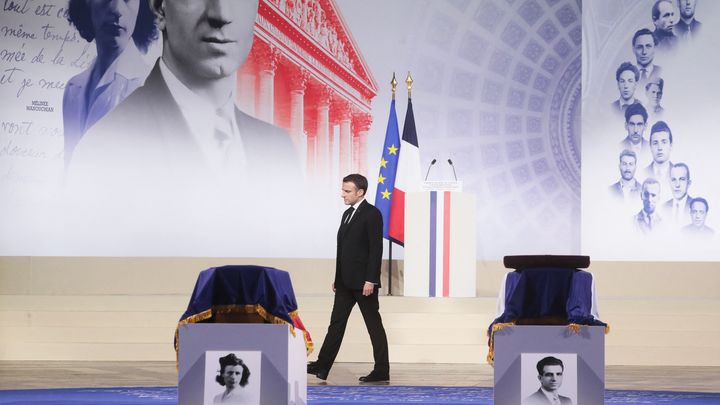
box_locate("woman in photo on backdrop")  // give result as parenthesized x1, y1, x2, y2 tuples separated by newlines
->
(213, 353, 251, 404)
(63, 0, 158, 166)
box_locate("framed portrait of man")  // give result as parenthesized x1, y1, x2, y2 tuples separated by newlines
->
(521, 353, 577, 405)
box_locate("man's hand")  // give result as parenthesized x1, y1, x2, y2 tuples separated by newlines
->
(362, 281, 374, 296)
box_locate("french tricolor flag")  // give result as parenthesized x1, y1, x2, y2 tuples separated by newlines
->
(388, 98, 422, 245)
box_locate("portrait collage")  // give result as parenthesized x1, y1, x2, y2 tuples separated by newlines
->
(583, 0, 719, 260)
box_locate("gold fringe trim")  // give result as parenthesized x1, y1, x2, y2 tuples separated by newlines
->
(486, 322, 516, 366)
(567, 323, 582, 333)
(174, 304, 315, 363)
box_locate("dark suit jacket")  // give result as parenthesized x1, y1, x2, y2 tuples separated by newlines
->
(525, 389, 573, 405)
(661, 196, 692, 222)
(335, 199, 383, 290)
(676, 19, 701, 37)
(70, 59, 298, 188)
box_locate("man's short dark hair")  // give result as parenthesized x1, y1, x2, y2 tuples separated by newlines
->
(652, 0, 672, 21)
(536, 356, 564, 375)
(67, 0, 159, 53)
(620, 149, 637, 163)
(650, 120, 673, 144)
(624, 103, 648, 124)
(690, 197, 709, 212)
(632, 28, 658, 47)
(343, 174, 368, 196)
(616, 62, 640, 82)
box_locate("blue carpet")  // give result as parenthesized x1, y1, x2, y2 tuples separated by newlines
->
(0, 386, 719, 404)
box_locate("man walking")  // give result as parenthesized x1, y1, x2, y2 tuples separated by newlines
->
(308, 174, 390, 382)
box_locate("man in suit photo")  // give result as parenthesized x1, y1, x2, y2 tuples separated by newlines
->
(632, 28, 662, 87)
(676, 0, 701, 40)
(644, 121, 674, 187)
(645, 78, 665, 115)
(634, 178, 663, 234)
(619, 103, 649, 158)
(611, 62, 641, 115)
(652, 0, 678, 50)
(662, 163, 693, 227)
(525, 356, 573, 405)
(609, 150, 642, 202)
(308, 174, 390, 383)
(683, 197, 715, 235)
(69, 0, 297, 189)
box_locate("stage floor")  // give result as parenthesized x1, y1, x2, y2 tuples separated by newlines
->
(1, 361, 718, 393)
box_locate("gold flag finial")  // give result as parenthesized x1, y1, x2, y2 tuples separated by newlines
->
(391, 72, 397, 100)
(406, 71, 413, 99)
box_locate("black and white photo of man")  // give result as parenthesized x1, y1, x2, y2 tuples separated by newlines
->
(611, 62, 641, 114)
(632, 28, 662, 86)
(652, 0, 678, 50)
(676, 0, 701, 39)
(662, 163, 693, 226)
(619, 103, 649, 157)
(525, 356, 574, 405)
(609, 150, 642, 202)
(644, 121, 674, 186)
(70, 0, 298, 189)
(634, 178, 663, 234)
(645, 78, 665, 115)
(683, 198, 715, 235)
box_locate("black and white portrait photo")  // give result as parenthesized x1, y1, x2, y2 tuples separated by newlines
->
(204, 351, 261, 405)
(521, 353, 577, 405)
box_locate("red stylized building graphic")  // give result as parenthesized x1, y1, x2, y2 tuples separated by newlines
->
(236, 0, 378, 182)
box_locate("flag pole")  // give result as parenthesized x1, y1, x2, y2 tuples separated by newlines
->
(387, 73, 398, 296)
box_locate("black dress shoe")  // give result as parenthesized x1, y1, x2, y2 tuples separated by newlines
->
(358, 370, 390, 382)
(307, 362, 329, 380)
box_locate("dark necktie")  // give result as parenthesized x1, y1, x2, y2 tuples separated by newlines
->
(342, 207, 355, 227)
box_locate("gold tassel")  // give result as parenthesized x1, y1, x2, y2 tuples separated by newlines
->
(486, 321, 516, 366)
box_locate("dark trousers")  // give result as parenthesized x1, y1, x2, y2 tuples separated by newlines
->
(316, 285, 389, 373)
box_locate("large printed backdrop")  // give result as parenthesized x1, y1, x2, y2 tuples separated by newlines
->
(5, 0, 709, 261)
(582, 0, 719, 261)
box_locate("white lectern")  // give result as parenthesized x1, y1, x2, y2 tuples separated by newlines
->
(404, 181, 476, 297)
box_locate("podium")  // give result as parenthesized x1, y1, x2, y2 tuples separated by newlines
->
(404, 181, 476, 297)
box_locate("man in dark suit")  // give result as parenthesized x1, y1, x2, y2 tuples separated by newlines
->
(661, 163, 693, 227)
(632, 28, 662, 87)
(652, 0, 678, 50)
(609, 149, 641, 202)
(308, 174, 390, 382)
(644, 121, 674, 188)
(525, 356, 573, 405)
(676, 0, 701, 40)
(69, 0, 297, 190)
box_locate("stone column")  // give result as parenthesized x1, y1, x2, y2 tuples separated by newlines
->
(353, 113, 373, 176)
(288, 68, 309, 151)
(315, 86, 333, 180)
(336, 101, 352, 176)
(255, 43, 280, 124)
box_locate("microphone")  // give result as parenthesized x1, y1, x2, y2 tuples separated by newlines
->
(424, 158, 437, 181)
(447, 158, 458, 181)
